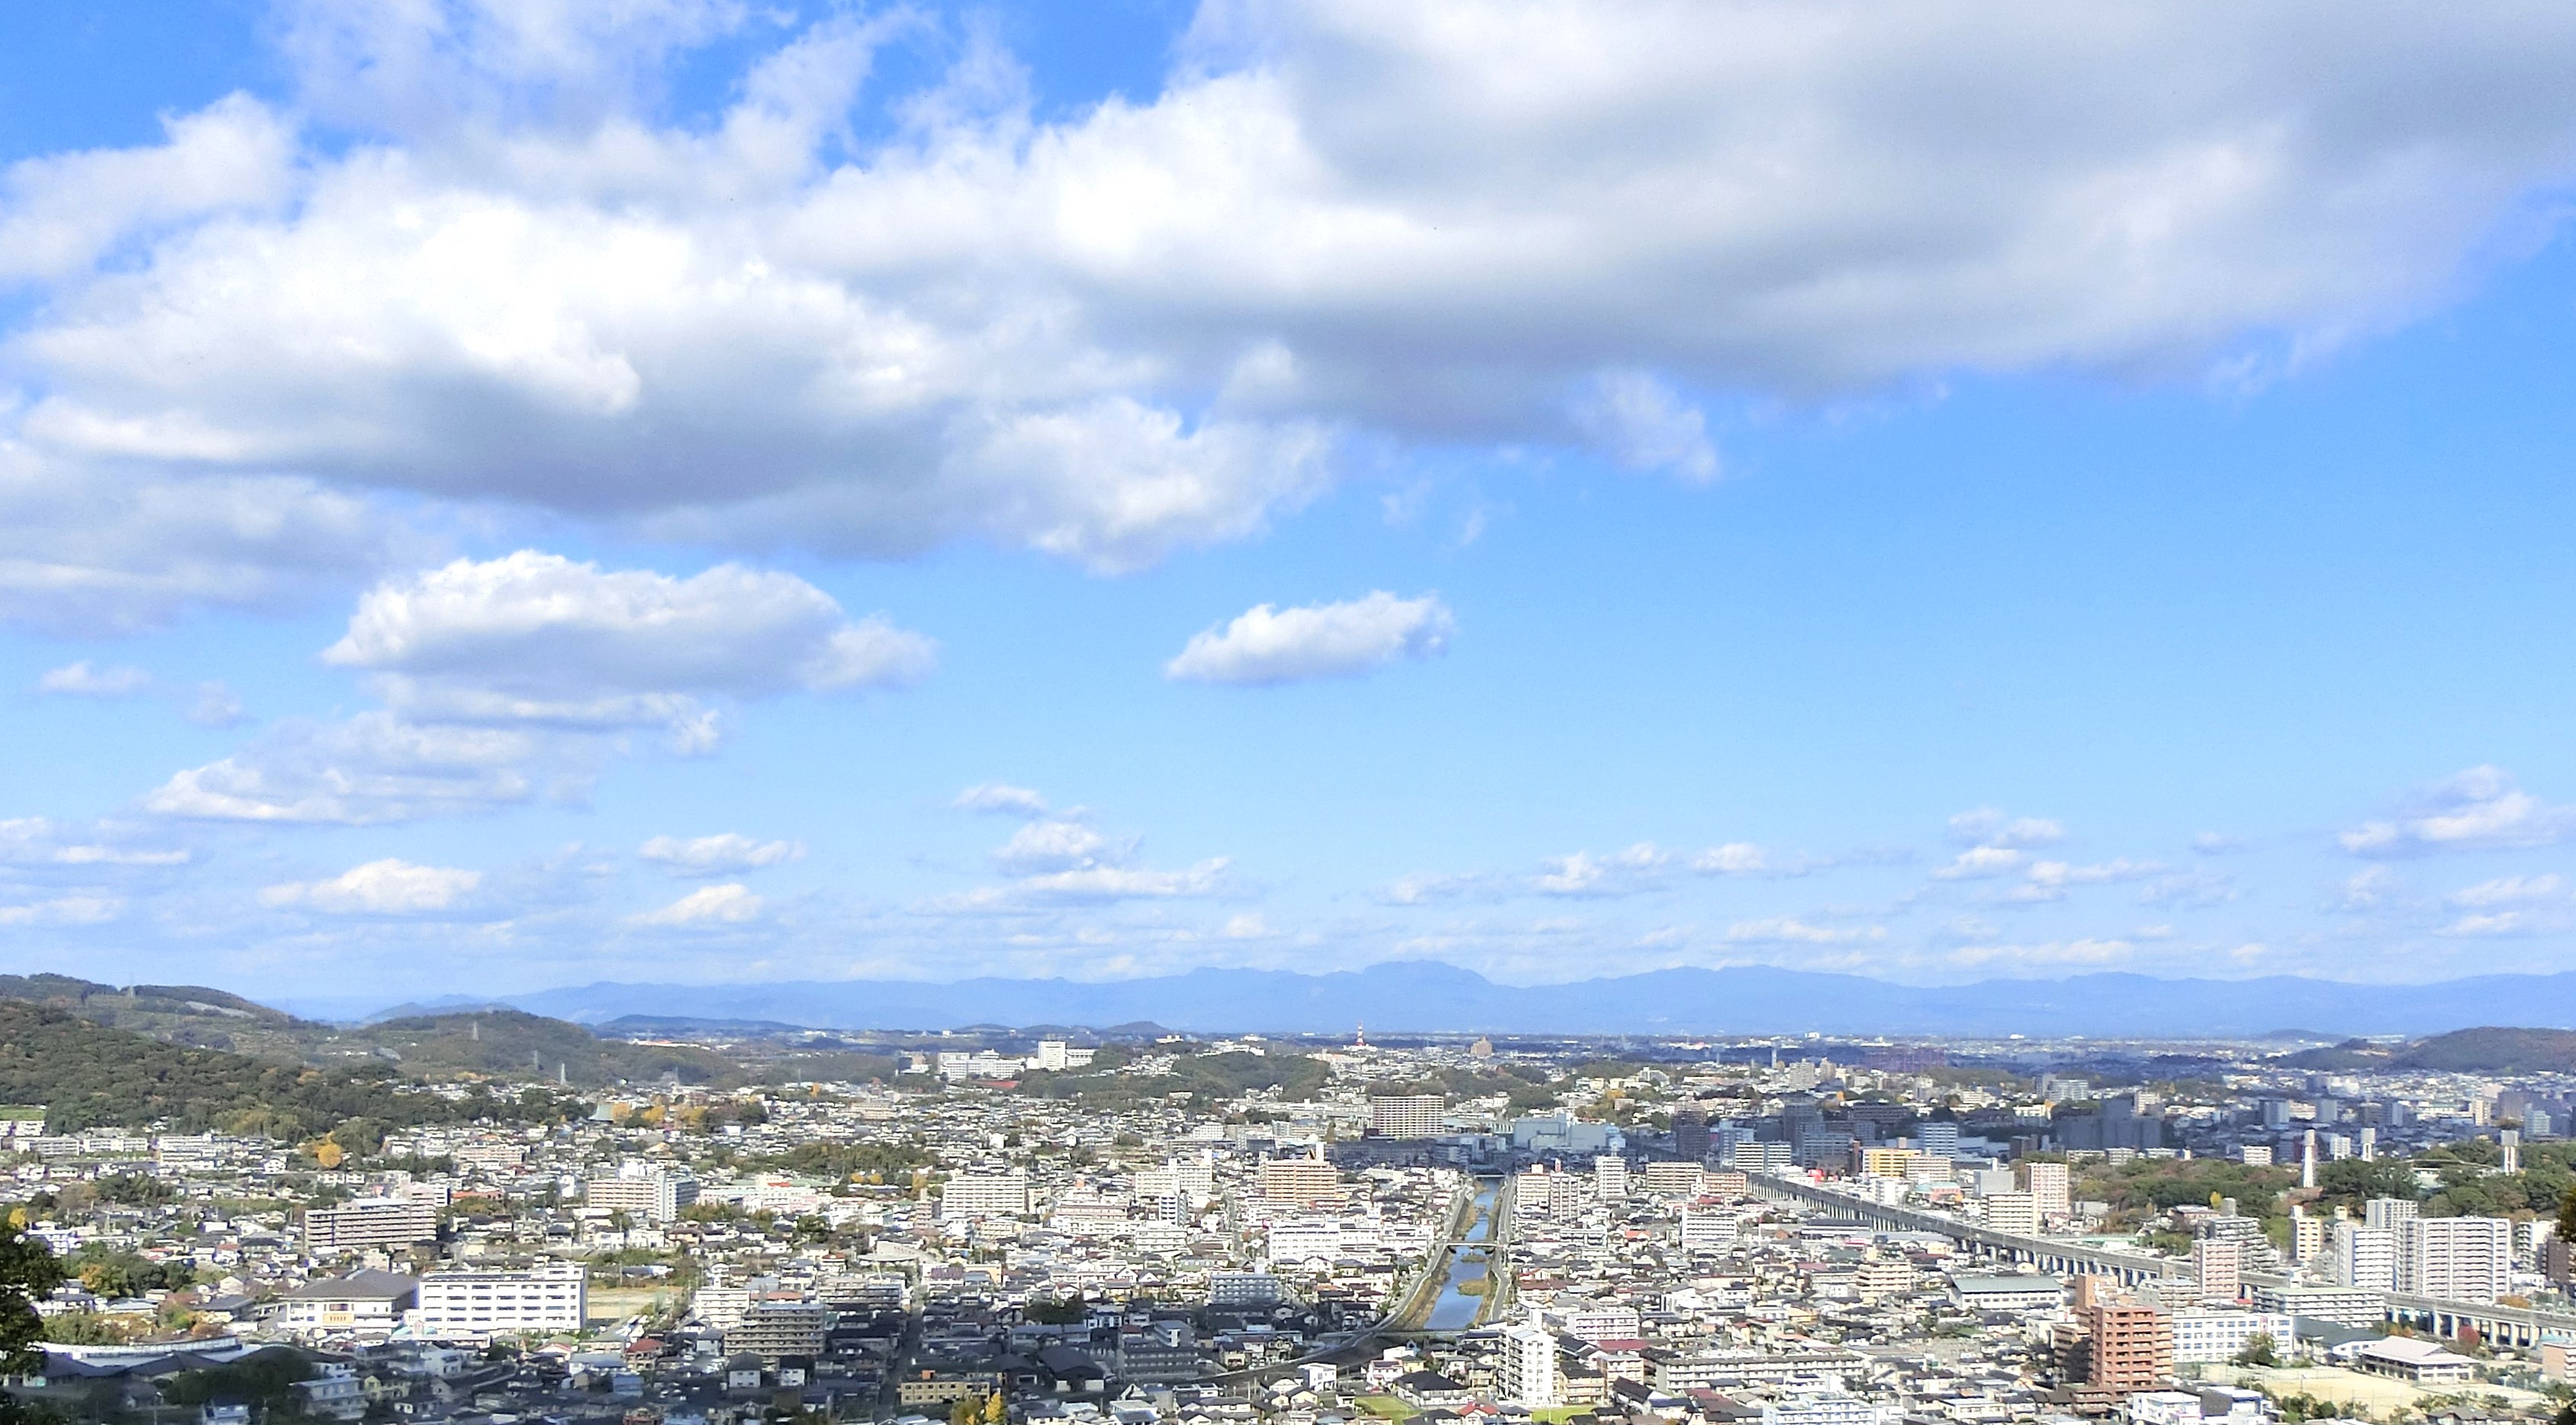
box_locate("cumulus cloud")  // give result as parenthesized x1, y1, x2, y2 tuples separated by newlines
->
(37, 662, 153, 697)
(954, 783, 1050, 817)
(1165, 592, 1452, 685)
(0, 442, 399, 636)
(0, 92, 295, 282)
(630, 882, 765, 927)
(1947, 808, 2066, 849)
(993, 819, 1130, 876)
(324, 551, 934, 737)
(142, 711, 538, 824)
(1933, 845, 2025, 880)
(14, 0, 2556, 599)
(0, 818, 191, 868)
(140, 550, 935, 825)
(2340, 766, 2576, 856)
(639, 833, 804, 876)
(1536, 843, 1670, 898)
(260, 858, 481, 913)
(2005, 857, 2167, 903)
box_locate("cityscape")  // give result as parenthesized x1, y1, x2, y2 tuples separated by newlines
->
(2, 979, 2575, 1425)
(8, 6, 2576, 1425)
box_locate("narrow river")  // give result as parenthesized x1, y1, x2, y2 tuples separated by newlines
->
(1424, 1179, 1499, 1330)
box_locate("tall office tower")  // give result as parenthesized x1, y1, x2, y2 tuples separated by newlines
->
(2359, 1125, 2378, 1160)
(2301, 1130, 2318, 1189)
(1918, 1121, 1961, 1158)
(1368, 1095, 1446, 1139)
(2501, 1129, 2521, 1174)
(1594, 1155, 1628, 1201)
(2398, 1216, 2511, 1303)
(2017, 1160, 2072, 1217)
(2331, 1222, 2397, 1291)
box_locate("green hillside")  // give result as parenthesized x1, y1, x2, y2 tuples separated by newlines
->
(0, 1002, 575, 1134)
(352, 1009, 741, 1088)
(2393, 1027, 2576, 1073)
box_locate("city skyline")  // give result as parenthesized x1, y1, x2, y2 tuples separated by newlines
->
(8, 2, 2576, 1000)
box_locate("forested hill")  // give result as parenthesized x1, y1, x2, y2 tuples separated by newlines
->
(2394, 1027, 2576, 1073)
(0, 973, 314, 1056)
(0, 1002, 581, 1135)
(356, 1008, 744, 1086)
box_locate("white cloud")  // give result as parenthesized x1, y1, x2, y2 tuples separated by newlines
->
(1947, 808, 2066, 848)
(1536, 843, 1670, 897)
(37, 662, 154, 697)
(260, 858, 481, 913)
(2, 4, 2574, 596)
(324, 551, 934, 737)
(185, 682, 245, 727)
(142, 711, 538, 824)
(1933, 846, 2024, 880)
(0, 895, 123, 927)
(1221, 912, 1271, 939)
(0, 92, 295, 282)
(2447, 874, 2567, 908)
(1946, 937, 2135, 969)
(0, 817, 190, 868)
(2335, 866, 2400, 911)
(2340, 766, 2576, 856)
(0, 441, 399, 635)
(2006, 856, 2166, 902)
(1378, 870, 1484, 905)
(1689, 843, 1774, 876)
(1573, 370, 1719, 482)
(1165, 592, 1453, 685)
(639, 833, 804, 876)
(954, 782, 1051, 817)
(1723, 916, 1885, 946)
(2437, 908, 2562, 939)
(630, 882, 765, 927)
(992, 818, 1129, 876)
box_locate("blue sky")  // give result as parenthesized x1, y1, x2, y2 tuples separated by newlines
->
(5, 0, 2576, 1004)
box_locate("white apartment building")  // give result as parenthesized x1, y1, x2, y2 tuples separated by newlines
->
(1368, 1095, 1445, 1139)
(2331, 1223, 2396, 1291)
(1501, 1320, 1563, 1406)
(2365, 1198, 2420, 1231)
(1680, 1207, 1740, 1252)
(1760, 1393, 1902, 1425)
(2398, 1216, 2511, 1303)
(938, 1167, 1032, 1220)
(1554, 1304, 1642, 1343)
(1981, 1191, 2040, 1236)
(411, 1264, 587, 1341)
(303, 1198, 438, 1254)
(583, 1165, 699, 1224)
(2171, 1310, 2294, 1365)
(1594, 1156, 1628, 1201)
(2016, 1162, 2071, 1217)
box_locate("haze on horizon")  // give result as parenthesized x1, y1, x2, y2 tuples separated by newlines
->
(5, 0, 2576, 1002)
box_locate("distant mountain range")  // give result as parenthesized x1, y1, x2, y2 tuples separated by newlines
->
(439, 962, 2576, 1038)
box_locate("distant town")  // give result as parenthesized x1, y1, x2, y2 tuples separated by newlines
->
(6, 980, 2576, 1425)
